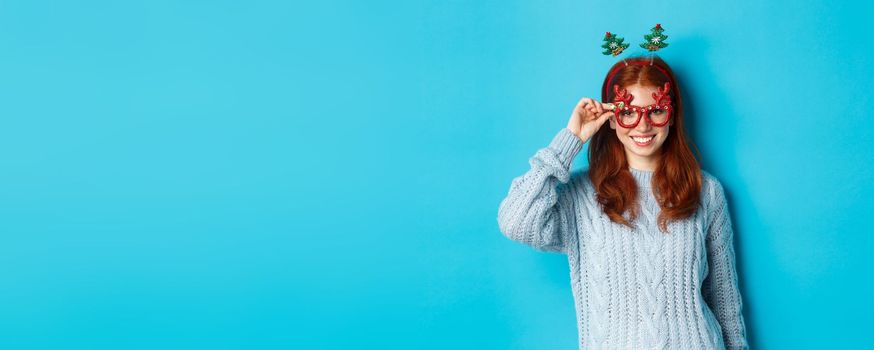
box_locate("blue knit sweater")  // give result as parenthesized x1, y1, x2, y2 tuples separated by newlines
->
(497, 128, 749, 349)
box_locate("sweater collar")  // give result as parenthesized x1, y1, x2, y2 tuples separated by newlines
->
(629, 166, 654, 188)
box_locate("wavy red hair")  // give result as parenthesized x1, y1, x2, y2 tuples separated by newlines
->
(588, 55, 703, 233)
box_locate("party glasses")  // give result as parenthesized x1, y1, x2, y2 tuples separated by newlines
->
(610, 82, 673, 128)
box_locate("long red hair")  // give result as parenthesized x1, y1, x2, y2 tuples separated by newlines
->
(588, 55, 703, 233)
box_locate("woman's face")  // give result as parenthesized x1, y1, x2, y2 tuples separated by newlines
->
(608, 83, 673, 169)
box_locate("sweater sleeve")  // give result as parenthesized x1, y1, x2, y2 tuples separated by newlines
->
(702, 179, 750, 350)
(496, 128, 583, 254)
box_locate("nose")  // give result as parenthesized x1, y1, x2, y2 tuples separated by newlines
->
(634, 114, 653, 132)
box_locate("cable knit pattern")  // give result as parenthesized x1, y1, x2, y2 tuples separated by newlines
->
(497, 127, 749, 350)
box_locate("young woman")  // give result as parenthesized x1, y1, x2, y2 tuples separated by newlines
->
(497, 55, 749, 350)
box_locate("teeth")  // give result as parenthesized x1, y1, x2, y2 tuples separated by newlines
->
(632, 136, 654, 142)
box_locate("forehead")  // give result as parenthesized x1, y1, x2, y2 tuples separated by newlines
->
(623, 84, 659, 104)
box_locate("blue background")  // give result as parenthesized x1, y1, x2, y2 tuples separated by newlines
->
(1, 0, 871, 349)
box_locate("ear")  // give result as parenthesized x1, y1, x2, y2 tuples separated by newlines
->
(609, 115, 616, 130)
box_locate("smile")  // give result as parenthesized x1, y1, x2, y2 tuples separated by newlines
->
(631, 135, 654, 146)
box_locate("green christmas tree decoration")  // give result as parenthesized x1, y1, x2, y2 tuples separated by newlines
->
(640, 23, 669, 52)
(601, 32, 630, 56)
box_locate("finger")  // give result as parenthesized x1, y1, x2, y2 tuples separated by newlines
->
(576, 99, 591, 115)
(585, 105, 597, 119)
(595, 101, 603, 115)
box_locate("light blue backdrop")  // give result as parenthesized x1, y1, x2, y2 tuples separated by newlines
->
(1, 0, 871, 349)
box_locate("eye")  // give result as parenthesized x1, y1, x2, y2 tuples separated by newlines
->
(620, 111, 634, 117)
(651, 108, 665, 114)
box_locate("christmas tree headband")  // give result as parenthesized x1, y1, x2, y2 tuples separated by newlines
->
(601, 23, 668, 59)
(600, 23, 675, 108)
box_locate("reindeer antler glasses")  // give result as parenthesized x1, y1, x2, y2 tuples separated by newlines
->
(610, 82, 673, 128)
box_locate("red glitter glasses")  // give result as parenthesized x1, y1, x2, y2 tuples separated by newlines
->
(611, 82, 673, 128)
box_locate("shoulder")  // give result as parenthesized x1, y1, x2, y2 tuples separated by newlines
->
(569, 167, 593, 190)
(556, 167, 593, 198)
(700, 169, 728, 214)
(700, 169, 726, 196)
(571, 167, 589, 181)
(701, 169, 721, 192)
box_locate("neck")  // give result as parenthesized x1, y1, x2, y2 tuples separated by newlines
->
(625, 149, 662, 172)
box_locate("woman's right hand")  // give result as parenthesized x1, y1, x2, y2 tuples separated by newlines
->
(566, 97, 614, 143)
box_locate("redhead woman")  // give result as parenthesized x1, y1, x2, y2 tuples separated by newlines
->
(497, 55, 749, 349)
